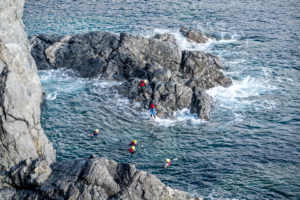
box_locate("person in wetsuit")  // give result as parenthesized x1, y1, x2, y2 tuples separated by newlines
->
(128, 146, 135, 154)
(164, 159, 171, 168)
(91, 129, 99, 136)
(149, 101, 157, 119)
(138, 79, 147, 96)
(129, 140, 137, 146)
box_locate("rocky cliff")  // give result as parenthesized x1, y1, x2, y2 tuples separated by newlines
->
(0, 0, 56, 170)
(0, 156, 202, 200)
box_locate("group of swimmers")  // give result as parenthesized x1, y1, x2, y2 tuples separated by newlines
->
(128, 139, 171, 168)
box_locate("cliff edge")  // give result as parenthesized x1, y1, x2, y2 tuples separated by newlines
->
(0, 0, 56, 170)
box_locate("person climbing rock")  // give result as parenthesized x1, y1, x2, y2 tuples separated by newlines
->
(128, 146, 135, 154)
(91, 129, 99, 136)
(130, 140, 137, 146)
(138, 79, 147, 96)
(164, 159, 171, 168)
(149, 101, 157, 119)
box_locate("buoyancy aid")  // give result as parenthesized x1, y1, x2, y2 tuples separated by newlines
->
(139, 80, 145, 86)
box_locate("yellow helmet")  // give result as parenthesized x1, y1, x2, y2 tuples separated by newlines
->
(166, 159, 170, 163)
(95, 129, 99, 133)
(144, 79, 147, 83)
(133, 140, 137, 144)
(131, 146, 135, 150)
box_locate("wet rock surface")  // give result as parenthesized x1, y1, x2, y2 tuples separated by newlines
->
(29, 29, 232, 121)
(179, 26, 213, 43)
(0, 156, 202, 200)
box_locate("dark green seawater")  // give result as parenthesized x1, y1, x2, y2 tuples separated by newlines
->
(24, 0, 300, 199)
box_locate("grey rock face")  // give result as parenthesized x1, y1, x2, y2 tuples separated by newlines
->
(145, 62, 172, 82)
(153, 33, 177, 44)
(180, 26, 211, 43)
(0, 0, 55, 171)
(0, 156, 201, 200)
(117, 32, 182, 72)
(182, 50, 232, 89)
(113, 77, 192, 119)
(191, 87, 214, 121)
(10, 158, 52, 188)
(102, 53, 147, 81)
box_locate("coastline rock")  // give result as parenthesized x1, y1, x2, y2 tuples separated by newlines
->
(191, 87, 214, 121)
(29, 30, 232, 120)
(0, 0, 56, 171)
(182, 50, 232, 89)
(153, 33, 177, 44)
(117, 32, 182, 72)
(10, 158, 52, 188)
(0, 156, 202, 200)
(102, 53, 146, 81)
(180, 26, 212, 43)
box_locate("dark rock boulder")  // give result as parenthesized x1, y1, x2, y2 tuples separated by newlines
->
(145, 62, 172, 82)
(117, 32, 182, 73)
(10, 158, 52, 188)
(180, 26, 212, 43)
(113, 78, 192, 119)
(29, 34, 65, 70)
(191, 87, 214, 121)
(182, 50, 232, 89)
(0, 156, 202, 200)
(102, 53, 147, 81)
(153, 33, 177, 44)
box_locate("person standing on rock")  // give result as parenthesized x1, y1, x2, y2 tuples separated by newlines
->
(138, 79, 147, 96)
(149, 101, 157, 119)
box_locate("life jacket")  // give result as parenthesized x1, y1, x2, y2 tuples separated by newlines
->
(130, 142, 136, 146)
(128, 148, 134, 154)
(166, 162, 171, 166)
(139, 80, 145, 86)
(150, 103, 155, 109)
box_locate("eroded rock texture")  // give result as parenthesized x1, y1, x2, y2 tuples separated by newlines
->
(0, 156, 202, 200)
(0, 0, 56, 170)
(29, 28, 232, 120)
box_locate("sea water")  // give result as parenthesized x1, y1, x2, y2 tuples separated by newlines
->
(24, 0, 300, 199)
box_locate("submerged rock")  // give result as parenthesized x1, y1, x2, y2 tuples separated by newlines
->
(180, 26, 213, 43)
(0, 156, 202, 200)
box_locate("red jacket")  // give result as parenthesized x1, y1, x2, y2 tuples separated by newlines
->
(166, 162, 171, 166)
(128, 148, 134, 154)
(130, 142, 136, 146)
(150, 103, 155, 109)
(139, 80, 145, 86)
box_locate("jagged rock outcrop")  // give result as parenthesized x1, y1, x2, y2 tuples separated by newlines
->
(29, 29, 232, 120)
(182, 50, 232, 89)
(180, 27, 213, 43)
(0, 0, 56, 171)
(0, 156, 202, 200)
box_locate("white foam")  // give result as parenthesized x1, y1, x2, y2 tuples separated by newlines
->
(47, 92, 58, 100)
